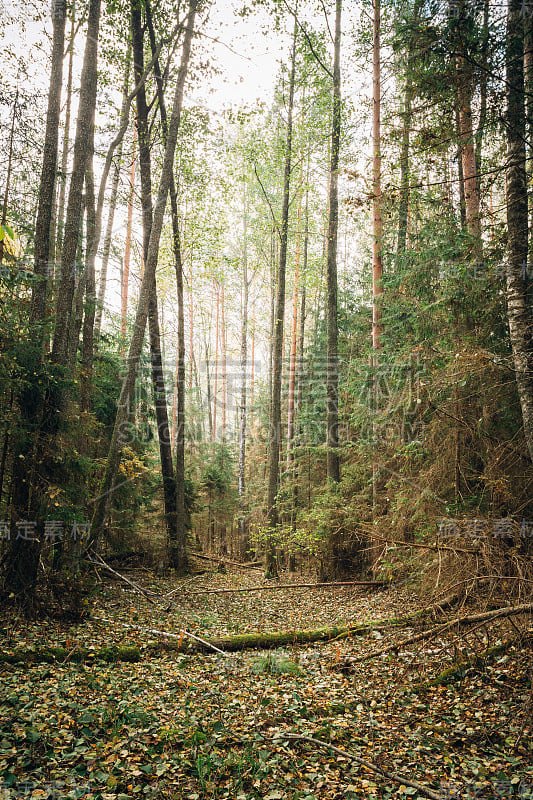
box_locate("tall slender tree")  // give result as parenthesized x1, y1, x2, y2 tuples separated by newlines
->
(89, 0, 198, 553)
(506, 0, 533, 463)
(265, 15, 298, 579)
(326, 0, 342, 484)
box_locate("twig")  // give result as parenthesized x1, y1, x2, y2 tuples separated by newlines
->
(277, 733, 441, 800)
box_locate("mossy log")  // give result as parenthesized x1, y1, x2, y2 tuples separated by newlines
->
(0, 645, 141, 665)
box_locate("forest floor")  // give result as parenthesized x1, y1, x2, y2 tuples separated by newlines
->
(0, 566, 532, 800)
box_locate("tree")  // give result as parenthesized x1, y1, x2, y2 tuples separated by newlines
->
(325, 0, 342, 484)
(266, 16, 298, 579)
(52, 0, 102, 372)
(506, 0, 533, 463)
(0, 0, 67, 602)
(89, 0, 198, 554)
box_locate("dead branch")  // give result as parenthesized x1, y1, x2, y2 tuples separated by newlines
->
(352, 602, 533, 664)
(190, 553, 263, 570)
(87, 551, 158, 602)
(95, 616, 229, 657)
(278, 733, 441, 800)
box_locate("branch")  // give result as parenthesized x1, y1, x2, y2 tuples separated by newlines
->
(351, 602, 533, 665)
(253, 164, 280, 238)
(183, 580, 388, 596)
(277, 734, 442, 800)
(280, 0, 333, 79)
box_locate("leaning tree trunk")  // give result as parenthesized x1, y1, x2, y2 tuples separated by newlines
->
(266, 15, 298, 579)
(506, 0, 533, 463)
(95, 52, 131, 342)
(88, 0, 197, 551)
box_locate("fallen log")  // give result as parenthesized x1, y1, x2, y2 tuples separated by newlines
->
(184, 580, 388, 596)
(0, 644, 141, 665)
(93, 615, 410, 654)
(351, 602, 533, 664)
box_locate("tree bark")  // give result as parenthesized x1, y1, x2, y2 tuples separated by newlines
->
(371, 0, 383, 532)
(121, 130, 136, 348)
(55, 0, 76, 261)
(506, 0, 533, 463)
(52, 0, 101, 371)
(239, 202, 249, 559)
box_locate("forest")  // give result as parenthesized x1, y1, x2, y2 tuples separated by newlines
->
(0, 0, 532, 797)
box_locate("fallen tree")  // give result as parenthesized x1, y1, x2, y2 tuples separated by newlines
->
(183, 579, 388, 596)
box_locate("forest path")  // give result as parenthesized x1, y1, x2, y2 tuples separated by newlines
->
(0, 570, 531, 798)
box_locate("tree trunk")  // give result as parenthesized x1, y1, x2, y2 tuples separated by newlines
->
(452, 1, 481, 252)
(1, 0, 67, 602)
(286, 182, 302, 468)
(0, 89, 19, 266)
(131, 0, 179, 559)
(95, 52, 131, 342)
(121, 130, 136, 348)
(52, 0, 101, 372)
(55, 0, 76, 262)
(506, 0, 533, 463)
(326, 0, 342, 485)
(88, 0, 197, 551)
(266, 16, 298, 579)
(239, 203, 249, 559)
(396, 0, 421, 256)
(371, 0, 383, 569)
(213, 280, 220, 441)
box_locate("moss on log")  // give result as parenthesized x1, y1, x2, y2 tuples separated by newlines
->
(0, 644, 141, 665)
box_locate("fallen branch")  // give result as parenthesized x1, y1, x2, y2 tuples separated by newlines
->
(184, 580, 388, 596)
(87, 551, 158, 601)
(278, 733, 441, 800)
(190, 553, 263, 571)
(95, 616, 229, 657)
(352, 602, 533, 664)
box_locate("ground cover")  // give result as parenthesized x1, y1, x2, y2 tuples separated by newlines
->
(0, 571, 531, 799)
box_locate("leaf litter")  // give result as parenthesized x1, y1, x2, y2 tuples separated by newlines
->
(0, 571, 532, 799)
